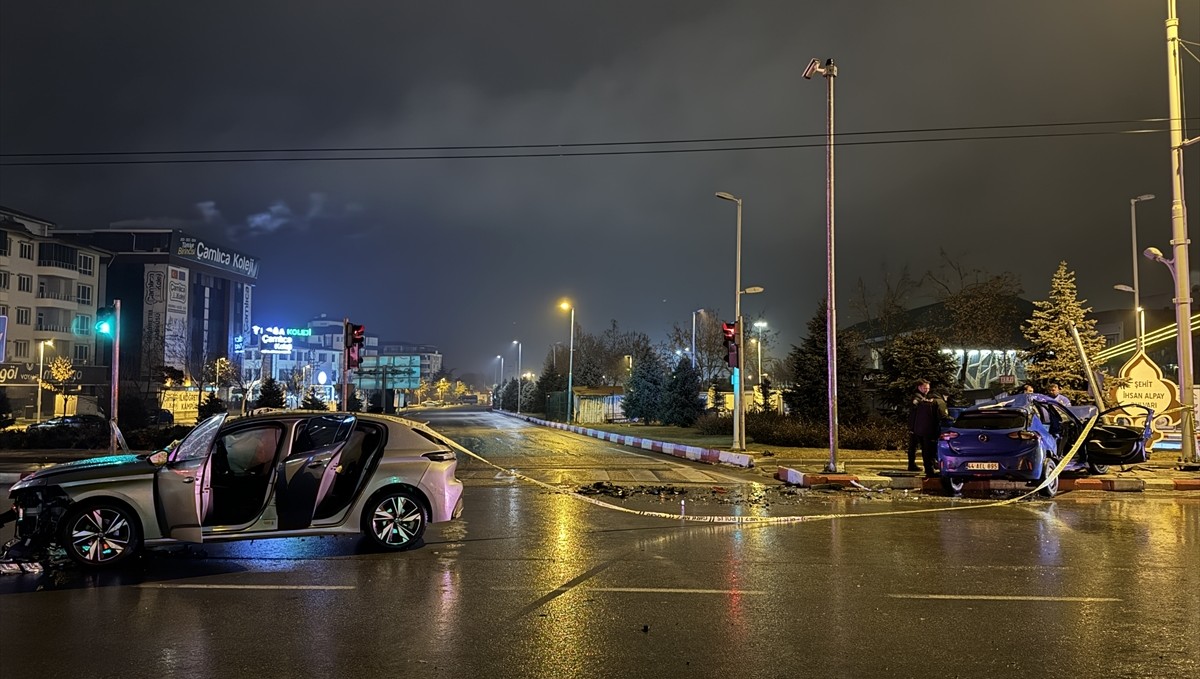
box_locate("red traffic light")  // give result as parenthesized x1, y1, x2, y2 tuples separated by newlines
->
(721, 322, 737, 340)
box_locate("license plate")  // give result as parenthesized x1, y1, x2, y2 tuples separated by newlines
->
(966, 462, 999, 470)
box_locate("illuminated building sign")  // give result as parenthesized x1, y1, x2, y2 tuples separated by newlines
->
(172, 232, 260, 280)
(252, 325, 312, 355)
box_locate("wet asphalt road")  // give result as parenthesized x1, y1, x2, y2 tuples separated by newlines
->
(1, 408, 1197, 679)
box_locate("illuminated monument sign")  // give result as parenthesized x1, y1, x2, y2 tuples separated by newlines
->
(252, 325, 312, 355)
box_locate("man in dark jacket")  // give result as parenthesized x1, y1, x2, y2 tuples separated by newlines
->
(907, 378, 945, 476)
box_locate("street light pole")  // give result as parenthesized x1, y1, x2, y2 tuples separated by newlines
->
(716, 192, 745, 451)
(691, 309, 701, 370)
(36, 340, 52, 423)
(753, 320, 767, 385)
(110, 300, 121, 455)
(805, 56, 840, 473)
(561, 302, 576, 423)
(1162, 0, 1196, 466)
(1129, 194, 1155, 350)
(513, 340, 522, 414)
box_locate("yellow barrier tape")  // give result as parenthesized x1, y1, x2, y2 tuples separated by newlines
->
(440, 412, 1098, 525)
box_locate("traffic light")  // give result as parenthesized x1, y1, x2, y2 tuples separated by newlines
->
(345, 322, 366, 369)
(95, 306, 116, 336)
(722, 321, 738, 368)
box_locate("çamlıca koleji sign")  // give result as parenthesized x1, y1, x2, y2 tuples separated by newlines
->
(172, 232, 259, 280)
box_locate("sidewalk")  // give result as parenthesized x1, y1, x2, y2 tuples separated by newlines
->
(503, 411, 1200, 494)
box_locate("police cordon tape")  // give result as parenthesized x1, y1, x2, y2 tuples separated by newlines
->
(439, 413, 1099, 525)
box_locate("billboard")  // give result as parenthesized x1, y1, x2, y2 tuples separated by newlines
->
(356, 355, 420, 391)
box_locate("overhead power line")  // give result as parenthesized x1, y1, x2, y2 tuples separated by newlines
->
(1, 119, 1194, 168)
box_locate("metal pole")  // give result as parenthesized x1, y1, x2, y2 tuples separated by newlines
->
(110, 300, 120, 455)
(733, 198, 744, 451)
(567, 308, 575, 423)
(36, 341, 45, 424)
(691, 310, 697, 370)
(515, 341, 522, 414)
(1165, 0, 1197, 466)
(1130, 198, 1144, 351)
(823, 59, 841, 473)
(341, 318, 349, 411)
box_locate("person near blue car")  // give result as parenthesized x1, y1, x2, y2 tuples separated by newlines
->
(907, 378, 948, 476)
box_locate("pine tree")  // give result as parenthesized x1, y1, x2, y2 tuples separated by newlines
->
(1022, 261, 1106, 403)
(301, 388, 327, 411)
(661, 356, 704, 427)
(533, 354, 566, 415)
(198, 392, 227, 419)
(257, 377, 286, 409)
(346, 390, 363, 412)
(622, 350, 666, 423)
(501, 378, 519, 411)
(878, 330, 960, 416)
(782, 301, 868, 423)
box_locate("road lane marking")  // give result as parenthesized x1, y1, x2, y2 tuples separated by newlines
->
(495, 586, 766, 595)
(135, 584, 355, 590)
(887, 594, 1120, 602)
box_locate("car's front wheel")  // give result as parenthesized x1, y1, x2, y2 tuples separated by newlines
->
(361, 488, 427, 551)
(941, 476, 965, 495)
(59, 500, 142, 568)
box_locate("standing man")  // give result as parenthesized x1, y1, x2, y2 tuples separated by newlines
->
(907, 378, 943, 476)
(1047, 383, 1072, 406)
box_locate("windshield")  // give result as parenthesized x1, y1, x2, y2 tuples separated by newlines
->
(954, 410, 1027, 430)
(168, 413, 227, 463)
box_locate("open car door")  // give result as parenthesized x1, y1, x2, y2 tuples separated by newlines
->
(1085, 404, 1154, 466)
(275, 441, 347, 531)
(155, 414, 227, 542)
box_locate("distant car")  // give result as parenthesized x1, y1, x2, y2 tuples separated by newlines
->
(2, 411, 464, 568)
(937, 393, 1152, 497)
(25, 414, 108, 432)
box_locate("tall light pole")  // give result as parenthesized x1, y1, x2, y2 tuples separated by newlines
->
(1144, 247, 1198, 466)
(560, 301, 575, 423)
(512, 340, 522, 414)
(495, 354, 504, 398)
(1160, 0, 1196, 467)
(805, 56, 841, 473)
(36, 339, 53, 423)
(1128, 194, 1155, 350)
(716, 191, 746, 451)
(753, 320, 768, 384)
(1113, 284, 1145, 344)
(691, 308, 704, 370)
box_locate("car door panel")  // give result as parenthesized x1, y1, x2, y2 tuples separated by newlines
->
(155, 414, 226, 542)
(276, 442, 346, 531)
(1085, 405, 1154, 466)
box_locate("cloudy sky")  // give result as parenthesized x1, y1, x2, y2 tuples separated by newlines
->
(2, 1, 1197, 380)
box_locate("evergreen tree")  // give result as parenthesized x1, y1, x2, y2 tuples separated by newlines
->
(877, 329, 960, 416)
(623, 350, 666, 423)
(782, 301, 868, 423)
(301, 388, 327, 411)
(257, 377, 286, 409)
(661, 357, 704, 427)
(346, 389, 363, 412)
(198, 392, 227, 419)
(500, 378, 519, 411)
(758, 377, 775, 413)
(533, 352, 566, 415)
(1022, 261, 1106, 403)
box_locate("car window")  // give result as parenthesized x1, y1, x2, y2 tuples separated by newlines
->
(169, 414, 227, 463)
(292, 415, 357, 457)
(953, 410, 1027, 430)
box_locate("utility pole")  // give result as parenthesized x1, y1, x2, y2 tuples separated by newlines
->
(1164, 0, 1197, 467)
(341, 317, 350, 412)
(109, 300, 121, 455)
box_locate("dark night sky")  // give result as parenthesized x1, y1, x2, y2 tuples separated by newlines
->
(2, 1, 1197, 381)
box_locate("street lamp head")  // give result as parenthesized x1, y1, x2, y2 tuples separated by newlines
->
(512, 340, 519, 346)
(1143, 246, 1167, 263)
(559, 301, 572, 311)
(715, 191, 740, 203)
(742, 286, 764, 295)
(803, 57, 822, 79)
(1113, 284, 1135, 293)
(1133, 194, 1155, 203)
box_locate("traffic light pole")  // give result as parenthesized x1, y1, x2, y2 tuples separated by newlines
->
(341, 318, 350, 412)
(109, 299, 120, 455)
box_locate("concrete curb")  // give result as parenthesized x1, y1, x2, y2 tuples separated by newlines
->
(775, 466, 1200, 492)
(502, 412, 755, 469)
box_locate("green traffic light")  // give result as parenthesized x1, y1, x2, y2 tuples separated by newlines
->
(95, 320, 112, 335)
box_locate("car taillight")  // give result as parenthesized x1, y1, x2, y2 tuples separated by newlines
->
(1008, 431, 1037, 440)
(423, 451, 456, 462)
(939, 432, 958, 440)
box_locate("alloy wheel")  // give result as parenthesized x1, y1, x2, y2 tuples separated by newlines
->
(68, 507, 134, 564)
(369, 494, 426, 548)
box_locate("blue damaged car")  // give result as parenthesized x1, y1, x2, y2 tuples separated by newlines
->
(937, 393, 1152, 497)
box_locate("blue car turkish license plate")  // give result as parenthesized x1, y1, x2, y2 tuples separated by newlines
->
(966, 462, 999, 470)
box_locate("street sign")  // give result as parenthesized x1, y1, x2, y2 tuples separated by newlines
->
(0, 316, 6, 363)
(999, 374, 1016, 385)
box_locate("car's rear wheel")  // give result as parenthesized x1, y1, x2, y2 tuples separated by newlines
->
(1037, 457, 1059, 498)
(59, 500, 142, 568)
(1087, 462, 1109, 475)
(361, 488, 427, 551)
(941, 476, 965, 495)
